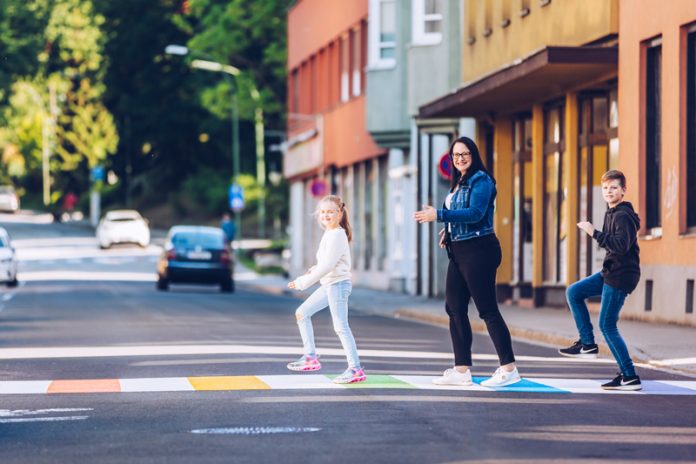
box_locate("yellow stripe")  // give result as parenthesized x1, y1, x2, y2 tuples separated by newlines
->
(188, 376, 271, 391)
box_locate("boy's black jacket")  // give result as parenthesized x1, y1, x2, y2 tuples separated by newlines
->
(592, 201, 641, 293)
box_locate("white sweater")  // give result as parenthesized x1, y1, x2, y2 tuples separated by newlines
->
(293, 228, 352, 290)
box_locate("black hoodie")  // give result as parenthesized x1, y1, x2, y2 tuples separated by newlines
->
(592, 201, 641, 293)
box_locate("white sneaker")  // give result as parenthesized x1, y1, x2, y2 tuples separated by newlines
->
(480, 367, 522, 388)
(432, 368, 473, 386)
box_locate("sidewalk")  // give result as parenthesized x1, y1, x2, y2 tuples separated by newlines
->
(239, 267, 696, 378)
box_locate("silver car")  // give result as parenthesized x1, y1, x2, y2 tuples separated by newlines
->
(0, 227, 18, 287)
(0, 186, 19, 213)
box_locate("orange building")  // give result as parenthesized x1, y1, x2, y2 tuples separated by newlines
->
(285, 0, 387, 282)
(617, 0, 696, 324)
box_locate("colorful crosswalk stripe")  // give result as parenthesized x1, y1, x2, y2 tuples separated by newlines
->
(0, 375, 695, 396)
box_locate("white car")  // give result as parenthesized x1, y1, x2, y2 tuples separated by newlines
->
(0, 186, 19, 213)
(96, 210, 151, 249)
(0, 227, 18, 287)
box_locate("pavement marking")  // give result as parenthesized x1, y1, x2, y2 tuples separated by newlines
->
(1, 375, 695, 396)
(191, 427, 321, 435)
(0, 408, 93, 424)
(18, 271, 157, 282)
(0, 344, 616, 364)
(48, 379, 120, 394)
(0, 416, 89, 424)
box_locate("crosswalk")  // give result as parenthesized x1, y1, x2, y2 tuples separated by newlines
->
(1, 374, 695, 396)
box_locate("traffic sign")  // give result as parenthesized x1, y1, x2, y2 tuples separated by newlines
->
(438, 153, 452, 180)
(91, 166, 105, 182)
(229, 184, 245, 212)
(309, 179, 328, 198)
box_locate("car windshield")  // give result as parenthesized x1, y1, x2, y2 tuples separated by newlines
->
(171, 232, 223, 248)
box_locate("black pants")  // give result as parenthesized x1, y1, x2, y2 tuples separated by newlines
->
(445, 234, 515, 366)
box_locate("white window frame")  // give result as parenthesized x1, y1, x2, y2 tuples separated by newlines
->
(368, 0, 396, 69)
(352, 28, 362, 97)
(412, 0, 443, 46)
(340, 34, 350, 103)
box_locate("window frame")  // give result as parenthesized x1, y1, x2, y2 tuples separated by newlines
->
(412, 0, 443, 46)
(685, 24, 696, 233)
(368, 0, 397, 69)
(643, 36, 662, 236)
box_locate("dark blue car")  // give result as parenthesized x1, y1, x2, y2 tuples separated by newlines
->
(157, 226, 234, 292)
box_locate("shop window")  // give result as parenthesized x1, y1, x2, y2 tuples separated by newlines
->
(543, 105, 566, 284)
(513, 115, 533, 285)
(644, 38, 662, 232)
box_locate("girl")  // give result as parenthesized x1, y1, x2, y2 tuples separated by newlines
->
(413, 136, 522, 388)
(286, 195, 366, 384)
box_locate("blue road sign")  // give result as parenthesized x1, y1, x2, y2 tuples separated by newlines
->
(229, 184, 245, 212)
(91, 166, 105, 182)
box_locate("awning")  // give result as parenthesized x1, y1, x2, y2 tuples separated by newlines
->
(419, 46, 618, 118)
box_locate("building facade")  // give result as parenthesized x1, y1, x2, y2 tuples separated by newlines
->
(285, 0, 387, 282)
(420, 0, 621, 307)
(417, 0, 696, 326)
(616, 0, 696, 324)
(366, 0, 471, 297)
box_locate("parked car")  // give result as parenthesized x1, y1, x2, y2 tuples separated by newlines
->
(0, 227, 18, 287)
(157, 226, 234, 292)
(0, 186, 19, 213)
(96, 210, 150, 249)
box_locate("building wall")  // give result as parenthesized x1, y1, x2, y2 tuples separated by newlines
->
(618, 0, 696, 325)
(463, 0, 618, 83)
(286, 0, 389, 284)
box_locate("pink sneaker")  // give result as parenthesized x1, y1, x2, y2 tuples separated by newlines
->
(333, 367, 366, 384)
(287, 355, 321, 372)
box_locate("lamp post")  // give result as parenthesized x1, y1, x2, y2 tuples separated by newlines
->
(164, 45, 242, 240)
(17, 82, 57, 206)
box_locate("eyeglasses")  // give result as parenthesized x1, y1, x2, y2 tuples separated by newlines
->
(452, 152, 472, 160)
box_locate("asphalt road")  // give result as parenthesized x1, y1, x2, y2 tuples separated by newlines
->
(1, 213, 695, 464)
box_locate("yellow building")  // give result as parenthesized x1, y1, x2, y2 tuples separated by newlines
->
(420, 0, 621, 308)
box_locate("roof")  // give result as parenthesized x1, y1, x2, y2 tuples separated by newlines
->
(419, 46, 618, 118)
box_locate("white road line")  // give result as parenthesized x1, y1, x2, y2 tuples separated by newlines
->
(191, 427, 321, 435)
(0, 344, 616, 363)
(0, 408, 93, 417)
(0, 416, 89, 424)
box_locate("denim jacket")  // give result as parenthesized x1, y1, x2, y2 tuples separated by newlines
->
(436, 170, 496, 242)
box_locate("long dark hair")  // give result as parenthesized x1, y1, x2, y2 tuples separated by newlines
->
(448, 136, 495, 189)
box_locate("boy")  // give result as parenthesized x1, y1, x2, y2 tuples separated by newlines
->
(558, 170, 642, 391)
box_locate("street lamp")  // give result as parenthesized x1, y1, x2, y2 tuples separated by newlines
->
(164, 44, 242, 240)
(17, 82, 57, 206)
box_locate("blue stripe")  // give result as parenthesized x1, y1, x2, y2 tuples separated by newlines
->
(473, 377, 569, 394)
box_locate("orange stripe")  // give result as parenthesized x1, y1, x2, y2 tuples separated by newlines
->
(48, 379, 121, 394)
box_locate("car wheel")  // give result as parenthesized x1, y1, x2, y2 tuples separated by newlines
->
(156, 277, 169, 291)
(220, 279, 234, 293)
(6, 278, 18, 288)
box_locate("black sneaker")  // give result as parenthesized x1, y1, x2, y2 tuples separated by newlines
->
(558, 340, 599, 359)
(601, 373, 642, 391)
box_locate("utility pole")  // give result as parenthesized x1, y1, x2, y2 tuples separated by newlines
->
(251, 87, 266, 239)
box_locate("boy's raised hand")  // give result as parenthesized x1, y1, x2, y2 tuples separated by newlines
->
(577, 221, 595, 237)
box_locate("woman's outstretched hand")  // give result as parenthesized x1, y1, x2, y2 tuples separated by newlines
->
(413, 205, 437, 224)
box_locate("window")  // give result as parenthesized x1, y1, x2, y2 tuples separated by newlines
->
(513, 115, 533, 286)
(368, 0, 396, 68)
(412, 0, 443, 46)
(290, 69, 299, 114)
(543, 105, 566, 284)
(687, 28, 696, 230)
(340, 34, 350, 103)
(645, 38, 662, 232)
(352, 27, 362, 97)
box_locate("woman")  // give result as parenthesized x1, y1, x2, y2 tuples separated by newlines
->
(413, 136, 521, 388)
(286, 195, 366, 384)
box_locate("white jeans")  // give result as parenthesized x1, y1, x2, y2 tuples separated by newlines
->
(295, 280, 361, 369)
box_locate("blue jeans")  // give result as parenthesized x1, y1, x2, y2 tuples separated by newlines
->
(566, 272, 636, 377)
(295, 280, 361, 369)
